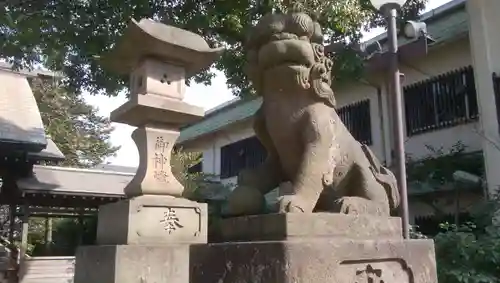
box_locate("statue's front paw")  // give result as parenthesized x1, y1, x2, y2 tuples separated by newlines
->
(334, 197, 389, 216)
(334, 197, 362, 214)
(277, 195, 307, 213)
(227, 185, 265, 216)
(238, 168, 259, 185)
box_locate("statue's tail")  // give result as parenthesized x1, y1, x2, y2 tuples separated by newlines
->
(360, 144, 400, 210)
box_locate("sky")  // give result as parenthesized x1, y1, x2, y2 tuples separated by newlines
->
(84, 0, 454, 168)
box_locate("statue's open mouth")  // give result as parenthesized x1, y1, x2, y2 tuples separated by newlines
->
(256, 33, 316, 72)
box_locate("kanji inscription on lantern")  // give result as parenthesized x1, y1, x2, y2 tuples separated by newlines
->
(155, 136, 169, 152)
(153, 136, 170, 182)
(154, 170, 168, 182)
(160, 207, 184, 234)
(355, 264, 384, 283)
(153, 152, 169, 169)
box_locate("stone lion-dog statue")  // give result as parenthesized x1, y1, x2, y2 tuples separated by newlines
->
(226, 7, 400, 216)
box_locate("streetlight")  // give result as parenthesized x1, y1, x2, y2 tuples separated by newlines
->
(327, 1, 429, 239)
(403, 21, 428, 39)
(369, 0, 409, 239)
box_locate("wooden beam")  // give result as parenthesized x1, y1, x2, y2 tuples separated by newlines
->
(22, 213, 96, 218)
(19, 204, 29, 274)
(1, 193, 122, 208)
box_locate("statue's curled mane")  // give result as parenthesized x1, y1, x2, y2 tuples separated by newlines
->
(244, 9, 336, 108)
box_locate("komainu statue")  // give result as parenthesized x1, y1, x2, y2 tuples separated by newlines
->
(227, 7, 400, 216)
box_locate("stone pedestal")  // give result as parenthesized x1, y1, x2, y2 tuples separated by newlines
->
(110, 91, 204, 198)
(96, 195, 208, 245)
(75, 196, 208, 282)
(75, 245, 190, 283)
(190, 214, 438, 283)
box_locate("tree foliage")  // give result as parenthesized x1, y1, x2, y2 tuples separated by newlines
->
(170, 149, 205, 197)
(171, 148, 230, 201)
(433, 197, 500, 283)
(410, 197, 500, 283)
(31, 78, 119, 167)
(1, 0, 426, 97)
(405, 141, 499, 283)
(406, 141, 485, 186)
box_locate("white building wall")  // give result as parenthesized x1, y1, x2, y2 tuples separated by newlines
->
(467, 0, 500, 194)
(399, 37, 482, 159)
(335, 83, 386, 162)
(198, 120, 255, 187)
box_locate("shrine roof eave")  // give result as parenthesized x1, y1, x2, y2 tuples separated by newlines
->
(27, 138, 65, 162)
(3, 192, 123, 208)
(16, 165, 132, 200)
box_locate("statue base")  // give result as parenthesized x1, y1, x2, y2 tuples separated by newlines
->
(74, 195, 207, 283)
(96, 195, 208, 245)
(212, 213, 403, 242)
(74, 245, 190, 283)
(190, 238, 437, 283)
(190, 214, 438, 283)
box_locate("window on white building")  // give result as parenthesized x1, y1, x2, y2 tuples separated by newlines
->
(220, 136, 267, 179)
(404, 66, 479, 137)
(338, 99, 373, 145)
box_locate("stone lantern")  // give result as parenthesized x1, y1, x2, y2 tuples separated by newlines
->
(104, 18, 223, 198)
(74, 19, 223, 283)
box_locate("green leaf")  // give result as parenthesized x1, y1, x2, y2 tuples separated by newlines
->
(0, 0, 428, 97)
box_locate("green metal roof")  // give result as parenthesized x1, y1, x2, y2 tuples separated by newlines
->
(179, 97, 262, 143)
(178, 0, 469, 144)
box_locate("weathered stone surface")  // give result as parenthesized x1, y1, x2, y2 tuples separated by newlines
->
(191, 239, 437, 283)
(227, 7, 399, 216)
(74, 245, 190, 283)
(96, 195, 207, 245)
(119, 126, 188, 197)
(129, 59, 186, 100)
(101, 18, 224, 78)
(214, 213, 402, 242)
(110, 95, 203, 128)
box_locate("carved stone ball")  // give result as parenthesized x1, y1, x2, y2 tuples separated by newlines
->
(227, 185, 266, 216)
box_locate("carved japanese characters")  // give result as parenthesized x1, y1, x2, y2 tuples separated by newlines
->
(160, 207, 184, 234)
(153, 136, 170, 183)
(355, 264, 384, 283)
(227, 8, 400, 216)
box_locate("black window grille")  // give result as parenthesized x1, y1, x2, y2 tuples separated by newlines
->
(220, 136, 267, 179)
(404, 66, 478, 137)
(493, 72, 500, 132)
(338, 99, 373, 145)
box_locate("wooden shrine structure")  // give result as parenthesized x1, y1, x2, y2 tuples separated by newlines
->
(0, 63, 134, 282)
